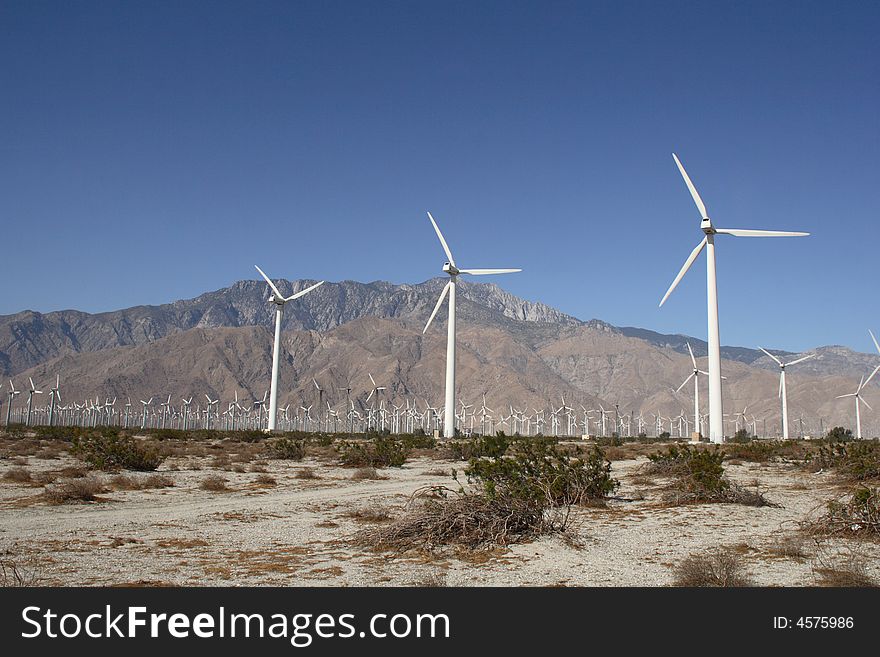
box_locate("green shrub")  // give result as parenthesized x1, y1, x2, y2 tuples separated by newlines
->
(71, 435, 164, 471)
(337, 437, 408, 468)
(729, 429, 754, 444)
(814, 486, 880, 538)
(725, 440, 808, 463)
(265, 437, 306, 460)
(465, 440, 618, 506)
(448, 434, 510, 461)
(807, 441, 880, 481)
(825, 427, 854, 442)
(399, 433, 437, 450)
(647, 444, 774, 507)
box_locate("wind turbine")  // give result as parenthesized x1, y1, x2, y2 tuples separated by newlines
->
(6, 381, 21, 427)
(255, 265, 324, 432)
(675, 342, 708, 442)
(422, 211, 521, 438)
(759, 347, 815, 440)
(836, 365, 880, 440)
(25, 378, 42, 426)
(659, 153, 809, 443)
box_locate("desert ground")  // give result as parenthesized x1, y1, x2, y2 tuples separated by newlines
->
(1, 432, 877, 587)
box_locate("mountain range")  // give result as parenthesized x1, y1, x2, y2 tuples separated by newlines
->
(3, 278, 879, 434)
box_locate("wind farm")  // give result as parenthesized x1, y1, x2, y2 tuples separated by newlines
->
(1, 1, 878, 594)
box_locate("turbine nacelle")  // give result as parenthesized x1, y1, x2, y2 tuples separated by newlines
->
(442, 262, 459, 276)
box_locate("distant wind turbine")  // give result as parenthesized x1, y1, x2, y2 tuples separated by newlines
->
(422, 212, 521, 438)
(759, 348, 815, 440)
(659, 153, 809, 443)
(255, 265, 324, 432)
(836, 366, 880, 440)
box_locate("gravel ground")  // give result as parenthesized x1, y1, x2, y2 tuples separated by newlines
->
(1, 447, 877, 587)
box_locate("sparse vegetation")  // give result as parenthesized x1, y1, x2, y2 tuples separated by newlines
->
(0, 552, 41, 586)
(672, 548, 754, 587)
(337, 436, 408, 468)
(647, 444, 776, 507)
(255, 473, 277, 487)
(295, 467, 319, 480)
(110, 473, 174, 490)
(351, 467, 387, 480)
(809, 486, 880, 538)
(447, 434, 510, 461)
(71, 434, 165, 471)
(265, 437, 306, 460)
(200, 475, 230, 492)
(44, 476, 105, 504)
(2, 467, 33, 483)
(806, 440, 880, 481)
(465, 441, 618, 506)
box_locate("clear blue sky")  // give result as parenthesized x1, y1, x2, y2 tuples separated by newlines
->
(1, 1, 877, 353)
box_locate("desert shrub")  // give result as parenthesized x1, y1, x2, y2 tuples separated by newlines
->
(825, 427, 854, 442)
(399, 433, 437, 450)
(296, 467, 319, 480)
(729, 429, 754, 444)
(351, 467, 387, 480)
(647, 444, 775, 507)
(357, 485, 554, 551)
(110, 473, 174, 490)
(44, 476, 104, 504)
(255, 473, 277, 486)
(814, 560, 877, 587)
(448, 434, 510, 461)
(810, 487, 880, 538)
(199, 475, 229, 492)
(344, 504, 393, 523)
(807, 441, 880, 481)
(725, 440, 808, 463)
(672, 548, 754, 587)
(337, 437, 408, 468)
(71, 434, 164, 471)
(0, 553, 40, 586)
(465, 441, 618, 506)
(2, 467, 32, 483)
(265, 437, 306, 460)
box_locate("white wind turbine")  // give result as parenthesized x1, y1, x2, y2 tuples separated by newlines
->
(659, 153, 809, 443)
(25, 378, 42, 427)
(675, 342, 708, 442)
(836, 366, 880, 440)
(6, 381, 21, 427)
(759, 347, 815, 440)
(422, 211, 521, 438)
(255, 265, 324, 432)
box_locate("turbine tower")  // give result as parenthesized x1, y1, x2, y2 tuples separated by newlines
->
(659, 153, 809, 443)
(422, 212, 521, 438)
(255, 265, 324, 432)
(759, 348, 815, 440)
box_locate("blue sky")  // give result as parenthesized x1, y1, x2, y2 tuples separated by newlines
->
(1, 1, 877, 353)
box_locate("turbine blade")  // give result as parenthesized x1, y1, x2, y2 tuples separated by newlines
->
(254, 265, 284, 299)
(759, 347, 784, 367)
(861, 397, 873, 411)
(659, 237, 707, 307)
(423, 281, 451, 333)
(672, 153, 708, 220)
(458, 268, 522, 275)
(426, 212, 455, 266)
(715, 228, 810, 238)
(870, 329, 880, 355)
(288, 280, 324, 301)
(863, 364, 880, 389)
(785, 353, 816, 367)
(686, 341, 697, 368)
(676, 372, 695, 393)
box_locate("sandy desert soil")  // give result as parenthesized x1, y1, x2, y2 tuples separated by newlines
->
(1, 440, 877, 587)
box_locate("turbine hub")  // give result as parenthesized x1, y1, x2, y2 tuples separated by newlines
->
(700, 218, 715, 234)
(442, 262, 459, 275)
